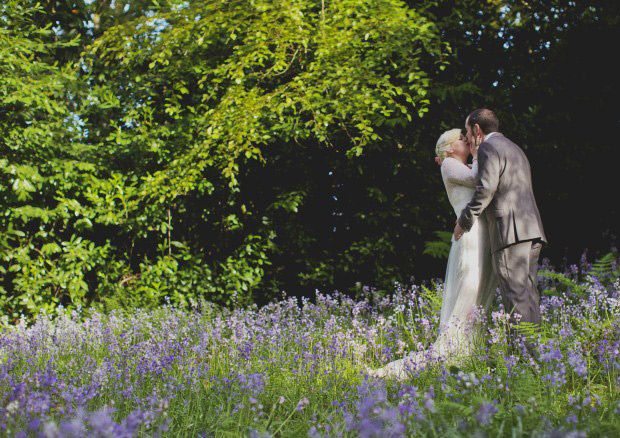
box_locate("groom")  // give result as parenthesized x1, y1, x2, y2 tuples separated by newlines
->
(453, 108, 547, 359)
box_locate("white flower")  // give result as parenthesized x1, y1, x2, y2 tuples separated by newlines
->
(6, 400, 19, 414)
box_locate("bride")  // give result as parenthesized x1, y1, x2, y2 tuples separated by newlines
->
(367, 129, 498, 380)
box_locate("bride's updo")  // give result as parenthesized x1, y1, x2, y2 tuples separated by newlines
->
(435, 128, 461, 161)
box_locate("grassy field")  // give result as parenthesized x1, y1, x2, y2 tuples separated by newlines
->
(1, 254, 619, 437)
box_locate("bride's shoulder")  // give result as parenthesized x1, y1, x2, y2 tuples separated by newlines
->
(441, 157, 461, 168)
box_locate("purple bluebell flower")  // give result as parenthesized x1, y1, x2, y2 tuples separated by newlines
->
(475, 402, 498, 425)
(296, 397, 310, 411)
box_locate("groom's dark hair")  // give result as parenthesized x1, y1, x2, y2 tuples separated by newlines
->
(467, 108, 499, 134)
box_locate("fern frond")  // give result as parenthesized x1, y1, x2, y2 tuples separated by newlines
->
(423, 231, 452, 259)
(421, 284, 443, 315)
(437, 400, 473, 417)
(513, 321, 552, 343)
(589, 252, 619, 281)
(538, 270, 587, 297)
(513, 321, 538, 337)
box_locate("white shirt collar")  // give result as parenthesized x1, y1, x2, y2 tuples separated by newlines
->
(483, 132, 498, 141)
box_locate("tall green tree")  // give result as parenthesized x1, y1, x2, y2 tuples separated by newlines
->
(79, 0, 445, 303)
(0, 0, 98, 316)
(1, 0, 444, 319)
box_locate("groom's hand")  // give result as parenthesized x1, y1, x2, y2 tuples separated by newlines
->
(469, 140, 478, 159)
(453, 221, 465, 241)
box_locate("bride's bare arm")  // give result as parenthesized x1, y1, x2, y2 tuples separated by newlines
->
(440, 157, 478, 187)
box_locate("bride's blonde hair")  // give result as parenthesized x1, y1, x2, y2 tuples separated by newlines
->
(435, 128, 461, 161)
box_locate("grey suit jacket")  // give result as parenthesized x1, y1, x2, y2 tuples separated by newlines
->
(457, 133, 547, 252)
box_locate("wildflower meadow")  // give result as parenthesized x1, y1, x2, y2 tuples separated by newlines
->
(1, 252, 619, 437)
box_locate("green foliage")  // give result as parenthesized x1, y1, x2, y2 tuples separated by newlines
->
(423, 231, 452, 259)
(0, 0, 94, 318)
(513, 320, 553, 345)
(537, 270, 587, 297)
(589, 252, 619, 285)
(0, 0, 443, 320)
(437, 400, 473, 417)
(420, 284, 443, 319)
(538, 252, 619, 300)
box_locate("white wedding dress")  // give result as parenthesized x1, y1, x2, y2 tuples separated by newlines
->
(368, 157, 497, 379)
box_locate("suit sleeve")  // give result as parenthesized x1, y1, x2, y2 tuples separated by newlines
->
(457, 142, 501, 231)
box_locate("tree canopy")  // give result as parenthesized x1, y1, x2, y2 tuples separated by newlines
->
(1, 0, 618, 321)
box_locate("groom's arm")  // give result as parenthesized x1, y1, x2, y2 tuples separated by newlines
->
(457, 142, 501, 232)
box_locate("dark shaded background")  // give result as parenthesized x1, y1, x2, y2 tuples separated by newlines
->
(408, 0, 620, 278)
(252, 0, 620, 298)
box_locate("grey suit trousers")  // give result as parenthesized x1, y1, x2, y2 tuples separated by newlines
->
(492, 239, 543, 356)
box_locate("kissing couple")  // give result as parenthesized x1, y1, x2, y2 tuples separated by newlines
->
(368, 108, 547, 380)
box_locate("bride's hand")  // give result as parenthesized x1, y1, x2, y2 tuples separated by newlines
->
(434, 156, 442, 166)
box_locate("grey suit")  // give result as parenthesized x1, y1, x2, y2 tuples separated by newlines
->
(458, 132, 547, 356)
